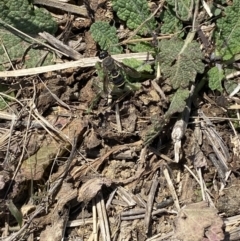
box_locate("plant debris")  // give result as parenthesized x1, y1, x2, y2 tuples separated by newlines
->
(1, 0, 240, 241)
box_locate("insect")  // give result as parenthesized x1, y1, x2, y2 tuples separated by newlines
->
(98, 50, 141, 95)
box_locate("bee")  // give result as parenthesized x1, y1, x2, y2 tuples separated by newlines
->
(98, 50, 141, 95)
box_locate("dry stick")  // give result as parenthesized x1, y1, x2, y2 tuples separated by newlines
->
(196, 167, 206, 201)
(184, 165, 215, 207)
(115, 103, 122, 132)
(39, 32, 83, 60)
(121, 209, 176, 221)
(146, 231, 174, 241)
(144, 171, 159, 234)
(96, 192, 111, 241)
(88, 188, 117, 241)
(33, 0, 88, 17)
(117, 186, 136, 206)
(0, 38, 15, 70)
(92, 199, 98, 241)
(163, 167, 180, 211)
(0, 52, 153, 77)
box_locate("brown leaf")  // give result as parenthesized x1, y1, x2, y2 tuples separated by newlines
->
(78, 177, 112, 203)
(174, 201, 224, 241)
(21, 119, 87, 180)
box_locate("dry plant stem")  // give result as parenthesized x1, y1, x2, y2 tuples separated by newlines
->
(148, 147, 174, 162)
(183, 164, 201, 186)
(163, 167, 180, 211)
(96, 192, 111, 241)
(67, 218, 93, 227)
(0, 111, 17, 121)
(33, 0, 88, 17)
(1, 39, 15, 70)
(144, 172, 159, 234)
(184, 165, 215, 206)
(199, 110, 230, 180)
(0, 52, 153, 77)
(121, 208, 176, 217)
(116, 186, 136, 206)
(115, 103, 122, 132)
(172, 83, 195, 162)
(146, 231, 174, 241)
(121, 209, 174, 220)
(151, 80, 167, 101)
(88, 189, 117, 241)
(224, 214, 240, 227)
(92, 199, 98, 241)
(39, 32, 83, 60)
(196, 167, 206, 201)
(134, 194, 147, 208)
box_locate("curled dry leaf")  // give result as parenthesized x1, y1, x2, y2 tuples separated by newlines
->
(78, 177, 112, 204)
(174, 201, 224, 241)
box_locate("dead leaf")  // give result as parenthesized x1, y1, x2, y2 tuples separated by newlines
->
(78, 177, 112, 203)
(21, 118, 87, 180)
(174, 201, 224, 241)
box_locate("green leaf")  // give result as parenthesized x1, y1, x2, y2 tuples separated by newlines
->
(159, 38, 204, 89)
(90, 21, 122, 54)
(7, 200, 23, 227)
(166, 88, 190, 116)
(143, 115, 167, 146)
(165, 0, 193, 21)
(159, 6, 183, 35)
(214, 0, 240, 60)
(0, 85, 15, 109)
(112, 0, 156, 35)
(207, 66, 224, 91)
(122, 58, 152, 73)
(0, 0, 57, 70)
(127, 41, 154, 53)
(223, 68, 238, 95)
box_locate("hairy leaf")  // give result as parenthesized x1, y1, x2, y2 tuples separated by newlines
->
(90, 21, 122, 54)
(143, 116, 168, 146)
(166, 0, 193, 21)
(159, 6, 183, 34)
(122, 58, 152, 73)
(166, 88, 190, 116)
(112, 0, 156, 35)
(159, 38, 204, 89)
(0, 0, 57, 70)
(207, 66, 224, 91)
(214, 0, 240, 60)
(128, 41, 154, 53)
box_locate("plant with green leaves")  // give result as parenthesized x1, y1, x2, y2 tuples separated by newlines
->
(208, 0, 240, 92)
(0, 0, 57, 70)
(91, 0, 208, 145)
